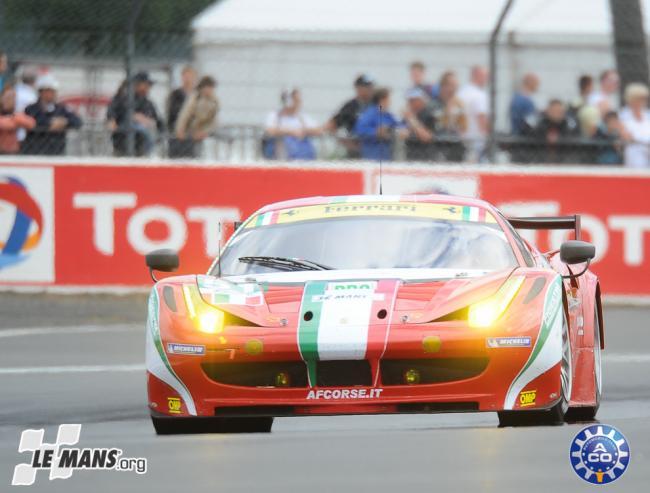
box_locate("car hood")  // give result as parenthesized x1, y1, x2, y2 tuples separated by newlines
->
(196, 268, 517, 326)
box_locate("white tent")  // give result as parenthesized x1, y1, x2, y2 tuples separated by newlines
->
(192, 0, 649, 128)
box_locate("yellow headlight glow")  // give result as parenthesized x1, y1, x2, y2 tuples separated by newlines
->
(468, 276, 525, 328)
(183, 284, 225, 334)
(198, 310, 224, 334)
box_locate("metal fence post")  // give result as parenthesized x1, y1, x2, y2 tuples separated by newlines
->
(488, 0, 515, 163)
(125, 0, 144, 157)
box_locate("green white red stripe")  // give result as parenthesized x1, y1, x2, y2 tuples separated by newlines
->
(504, 276, 564, 409)
(297, 280, 385, 386)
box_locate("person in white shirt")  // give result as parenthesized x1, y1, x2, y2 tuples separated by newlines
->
(458, 65, 489, 162)
(14, 68, 38, 142)
(263, 88, 322, 160)
(588, 70, 619, 116)
(619, 83, 650, 168)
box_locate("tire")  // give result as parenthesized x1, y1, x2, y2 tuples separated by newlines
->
(498, 309, 572, 427)
(565, 305, 602, 422)
(152, 416, 273, 435)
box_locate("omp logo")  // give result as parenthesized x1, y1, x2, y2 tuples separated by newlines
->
(12, 424, 146, 486)
(519, 390, 537, 407)
(0, 176, 43, 270)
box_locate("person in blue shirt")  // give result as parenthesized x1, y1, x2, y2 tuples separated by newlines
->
(354, 88, 405, 161)
(509, 73, 540, 135)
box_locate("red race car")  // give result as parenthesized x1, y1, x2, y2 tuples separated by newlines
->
(144, 194, 603, 434)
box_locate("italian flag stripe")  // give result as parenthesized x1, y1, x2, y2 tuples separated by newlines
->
(297, 281, 327, 385)
(462, 206, 481, 222)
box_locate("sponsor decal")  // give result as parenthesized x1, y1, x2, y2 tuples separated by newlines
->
(166, 343, 205, 355)
(486, 336, 532, 348)
(0, 169, 54, 282)
(519, 389, 537, 407)
(167, 397, 182, 414)
(197, 276, 264, 306)
(306, 388, 383, 400)
(570, 424, 630, 484)
(245, 200, 496, 229)
(12, 424, 147, 486)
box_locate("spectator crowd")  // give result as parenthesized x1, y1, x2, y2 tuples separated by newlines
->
(1, 47, 650, 168)
(258, 62, 650, 168)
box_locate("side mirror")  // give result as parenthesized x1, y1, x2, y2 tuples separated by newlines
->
(145, 249, 179, 281)
(560, 240, 595, 265)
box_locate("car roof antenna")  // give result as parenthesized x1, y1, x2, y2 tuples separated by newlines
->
(378, 104, 383, 195)
(218, 222, 222, 278)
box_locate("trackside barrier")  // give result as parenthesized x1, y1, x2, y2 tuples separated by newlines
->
(1, 157, 649, 302)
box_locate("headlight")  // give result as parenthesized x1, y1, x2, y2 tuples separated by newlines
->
(468, 276, 525, 328)
(182, 284, 225, 334)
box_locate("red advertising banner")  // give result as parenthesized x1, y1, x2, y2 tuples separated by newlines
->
(1, 160, 649, 298)
(373, 167, 650, 298)
(53, 165, 364, 285)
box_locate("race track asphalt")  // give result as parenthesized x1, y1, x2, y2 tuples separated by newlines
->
(0, 293, 648, 492)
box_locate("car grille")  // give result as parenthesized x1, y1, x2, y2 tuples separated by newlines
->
(201, 361, 308, 388)
(316, 360, 372, 387)
(380, 358, 489, 385)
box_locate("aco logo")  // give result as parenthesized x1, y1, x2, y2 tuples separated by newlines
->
(0, 176, 43, 270)
(519, 389, 536, 407)
(570, 424, 630, 484)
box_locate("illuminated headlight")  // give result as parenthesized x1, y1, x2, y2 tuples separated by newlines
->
(468, 276, 525, 328)
(183, 284, 225, 334)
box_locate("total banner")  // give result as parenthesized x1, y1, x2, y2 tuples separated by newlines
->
(0, 160, 648, 299)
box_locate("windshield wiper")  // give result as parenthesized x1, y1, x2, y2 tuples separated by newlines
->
(238, 256, 334, 272)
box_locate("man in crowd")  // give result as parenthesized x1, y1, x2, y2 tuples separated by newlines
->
(430, 71, 467, 161)
(458, 65, 489, 161)
(107, 71, 163, 157)
(354, 87, 405, 161)
(22, 74, 82, 155)
(263, 88, 321, 160)
(532, 99, 579, 163)
(167, 66, 197, 131)
(403, 87, 435, 161)
(325, 74, 375, 158)
(509, 72, 540, 135)
(408, 61, 436, 99)
(167, 66, 196, 157)
(588, 69, 619, 116)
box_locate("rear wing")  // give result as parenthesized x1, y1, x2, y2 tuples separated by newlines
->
(507, 215, 581, 240)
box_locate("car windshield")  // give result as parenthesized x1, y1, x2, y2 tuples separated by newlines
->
(215, 209, 518, 276)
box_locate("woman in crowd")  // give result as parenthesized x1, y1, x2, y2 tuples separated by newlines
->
(0, 85, 36, 154)
(263, 88, 321, 160)
(174, 76, 219, 158)
(619, 83, 650, 168)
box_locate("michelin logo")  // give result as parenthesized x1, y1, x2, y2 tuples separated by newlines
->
(307, 388, 383, 400)
(12, 424, 147, 486)
(486, 337, 532, 348)
(167, 343, 205, 355)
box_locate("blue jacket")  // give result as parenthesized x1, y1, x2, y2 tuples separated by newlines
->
(509, 92, 536, 135)
(22, 101, 82, 155)
(354, 105, 402, 161)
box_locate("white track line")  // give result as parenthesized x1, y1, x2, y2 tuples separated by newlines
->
(0, 325, 140, 338)
(0, 364, 145, 375)
(603, 353, 650, 363)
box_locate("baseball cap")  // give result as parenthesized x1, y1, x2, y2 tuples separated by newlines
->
(133, 71, 154, 84)
(36, 74, 60, 91)
(354, 74, 375, 87)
